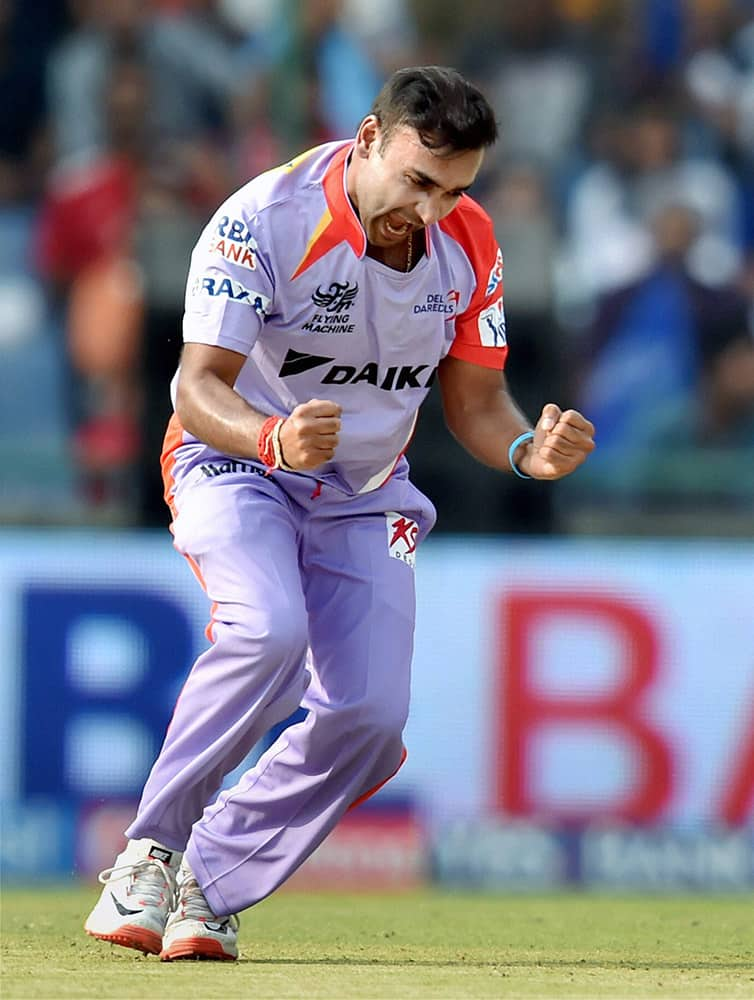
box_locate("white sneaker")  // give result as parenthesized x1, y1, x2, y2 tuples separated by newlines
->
(160, 860, 239, 961)
(84, 839, 181, 955)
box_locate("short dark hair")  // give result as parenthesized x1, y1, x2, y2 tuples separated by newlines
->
(370, 66, 498, 152)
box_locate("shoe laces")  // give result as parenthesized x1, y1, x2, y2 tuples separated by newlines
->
(98, 857, 178, 910)
(178, 872, 240, 931)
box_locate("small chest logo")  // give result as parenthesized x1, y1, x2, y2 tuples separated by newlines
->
(385, 512, 419, 568)
(312, 281, 358, 313)
(303, 281, 359, 334)
(413, 290, 459, 316)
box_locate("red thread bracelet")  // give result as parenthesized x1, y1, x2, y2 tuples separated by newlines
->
(258, 416, 283, 470)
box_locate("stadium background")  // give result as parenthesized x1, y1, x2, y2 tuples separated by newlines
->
(1, 0, 753, 895)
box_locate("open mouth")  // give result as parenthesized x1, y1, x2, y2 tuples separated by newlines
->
(384, 215, 412, 238)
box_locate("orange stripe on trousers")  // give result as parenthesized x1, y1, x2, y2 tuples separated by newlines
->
(160, 413, 218, 642)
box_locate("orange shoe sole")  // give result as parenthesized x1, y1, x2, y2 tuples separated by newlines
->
(160, 936, 237, 961)
(86, 925, 162, 955)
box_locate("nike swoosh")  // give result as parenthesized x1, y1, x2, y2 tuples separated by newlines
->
(111, 892, 143, 917)
(278, 348, 334, 377)
(205, 921, 228, 933)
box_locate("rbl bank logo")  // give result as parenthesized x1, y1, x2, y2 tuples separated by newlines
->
(385, 513, 418, 568)
(494, 589, 754, 825)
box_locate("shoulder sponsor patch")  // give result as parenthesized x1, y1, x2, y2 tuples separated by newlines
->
(215, 215, 256, 245)
(191, 274, 270, 316)
(478, 298, 507, 347)
(209, 234, 257, 270)
(208, 216, 258, 269)
(385, 512, 418, 568)
(485, 248, 504, 296)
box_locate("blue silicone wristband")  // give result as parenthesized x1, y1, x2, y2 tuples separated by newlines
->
(508, 430, 535, 479)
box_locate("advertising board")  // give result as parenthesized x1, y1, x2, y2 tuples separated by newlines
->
(1, 532, 751, 888)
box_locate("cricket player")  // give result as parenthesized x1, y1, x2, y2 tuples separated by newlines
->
(85, 66, 595, 961)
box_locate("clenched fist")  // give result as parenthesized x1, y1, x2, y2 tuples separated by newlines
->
(278, 399, 342, 471)
(516, 404, 595, 480)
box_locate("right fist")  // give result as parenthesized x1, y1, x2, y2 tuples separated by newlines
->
(278, 399, 342, 471)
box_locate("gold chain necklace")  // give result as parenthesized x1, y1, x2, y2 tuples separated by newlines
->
(405, 232, 413, 272)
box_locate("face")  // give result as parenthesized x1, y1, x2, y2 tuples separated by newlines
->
(348, 117, 485, 248)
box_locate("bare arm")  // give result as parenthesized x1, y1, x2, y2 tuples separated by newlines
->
(175, 342, 341, 470)
(438, 354, 595, 479)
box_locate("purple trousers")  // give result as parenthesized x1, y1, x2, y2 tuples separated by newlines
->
(126, 458, 435, 915)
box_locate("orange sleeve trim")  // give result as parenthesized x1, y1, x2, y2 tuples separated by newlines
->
(448, 340, 508, 370)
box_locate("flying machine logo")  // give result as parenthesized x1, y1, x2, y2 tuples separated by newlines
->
(312, 281, 358, 313)
(303, 281, 359, 334)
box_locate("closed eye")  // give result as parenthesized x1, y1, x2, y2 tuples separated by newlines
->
(406, 173, 469, 199)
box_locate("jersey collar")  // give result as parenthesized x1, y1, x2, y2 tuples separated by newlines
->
(291, 143, 366, 280)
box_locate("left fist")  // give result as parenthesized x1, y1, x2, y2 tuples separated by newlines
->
(517, 403, 595, 481)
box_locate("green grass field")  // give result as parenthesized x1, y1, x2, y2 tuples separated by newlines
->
(1, 885, 752, 998)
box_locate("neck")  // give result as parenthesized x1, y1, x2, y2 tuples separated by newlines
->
(405, 231, 414, 272)
(367, 231, 420, 272)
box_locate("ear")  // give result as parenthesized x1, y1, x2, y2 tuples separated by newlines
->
(354, 115, 380, 159)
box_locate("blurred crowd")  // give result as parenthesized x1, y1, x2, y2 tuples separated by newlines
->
(1, 0, 753, 533)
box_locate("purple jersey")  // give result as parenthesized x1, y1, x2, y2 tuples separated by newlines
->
(165, 141, 507, 496)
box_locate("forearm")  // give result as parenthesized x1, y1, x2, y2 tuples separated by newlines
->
(444, 386, 533, 473)
(439, 357, 595, 481)
(176, 368, 269, 459)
